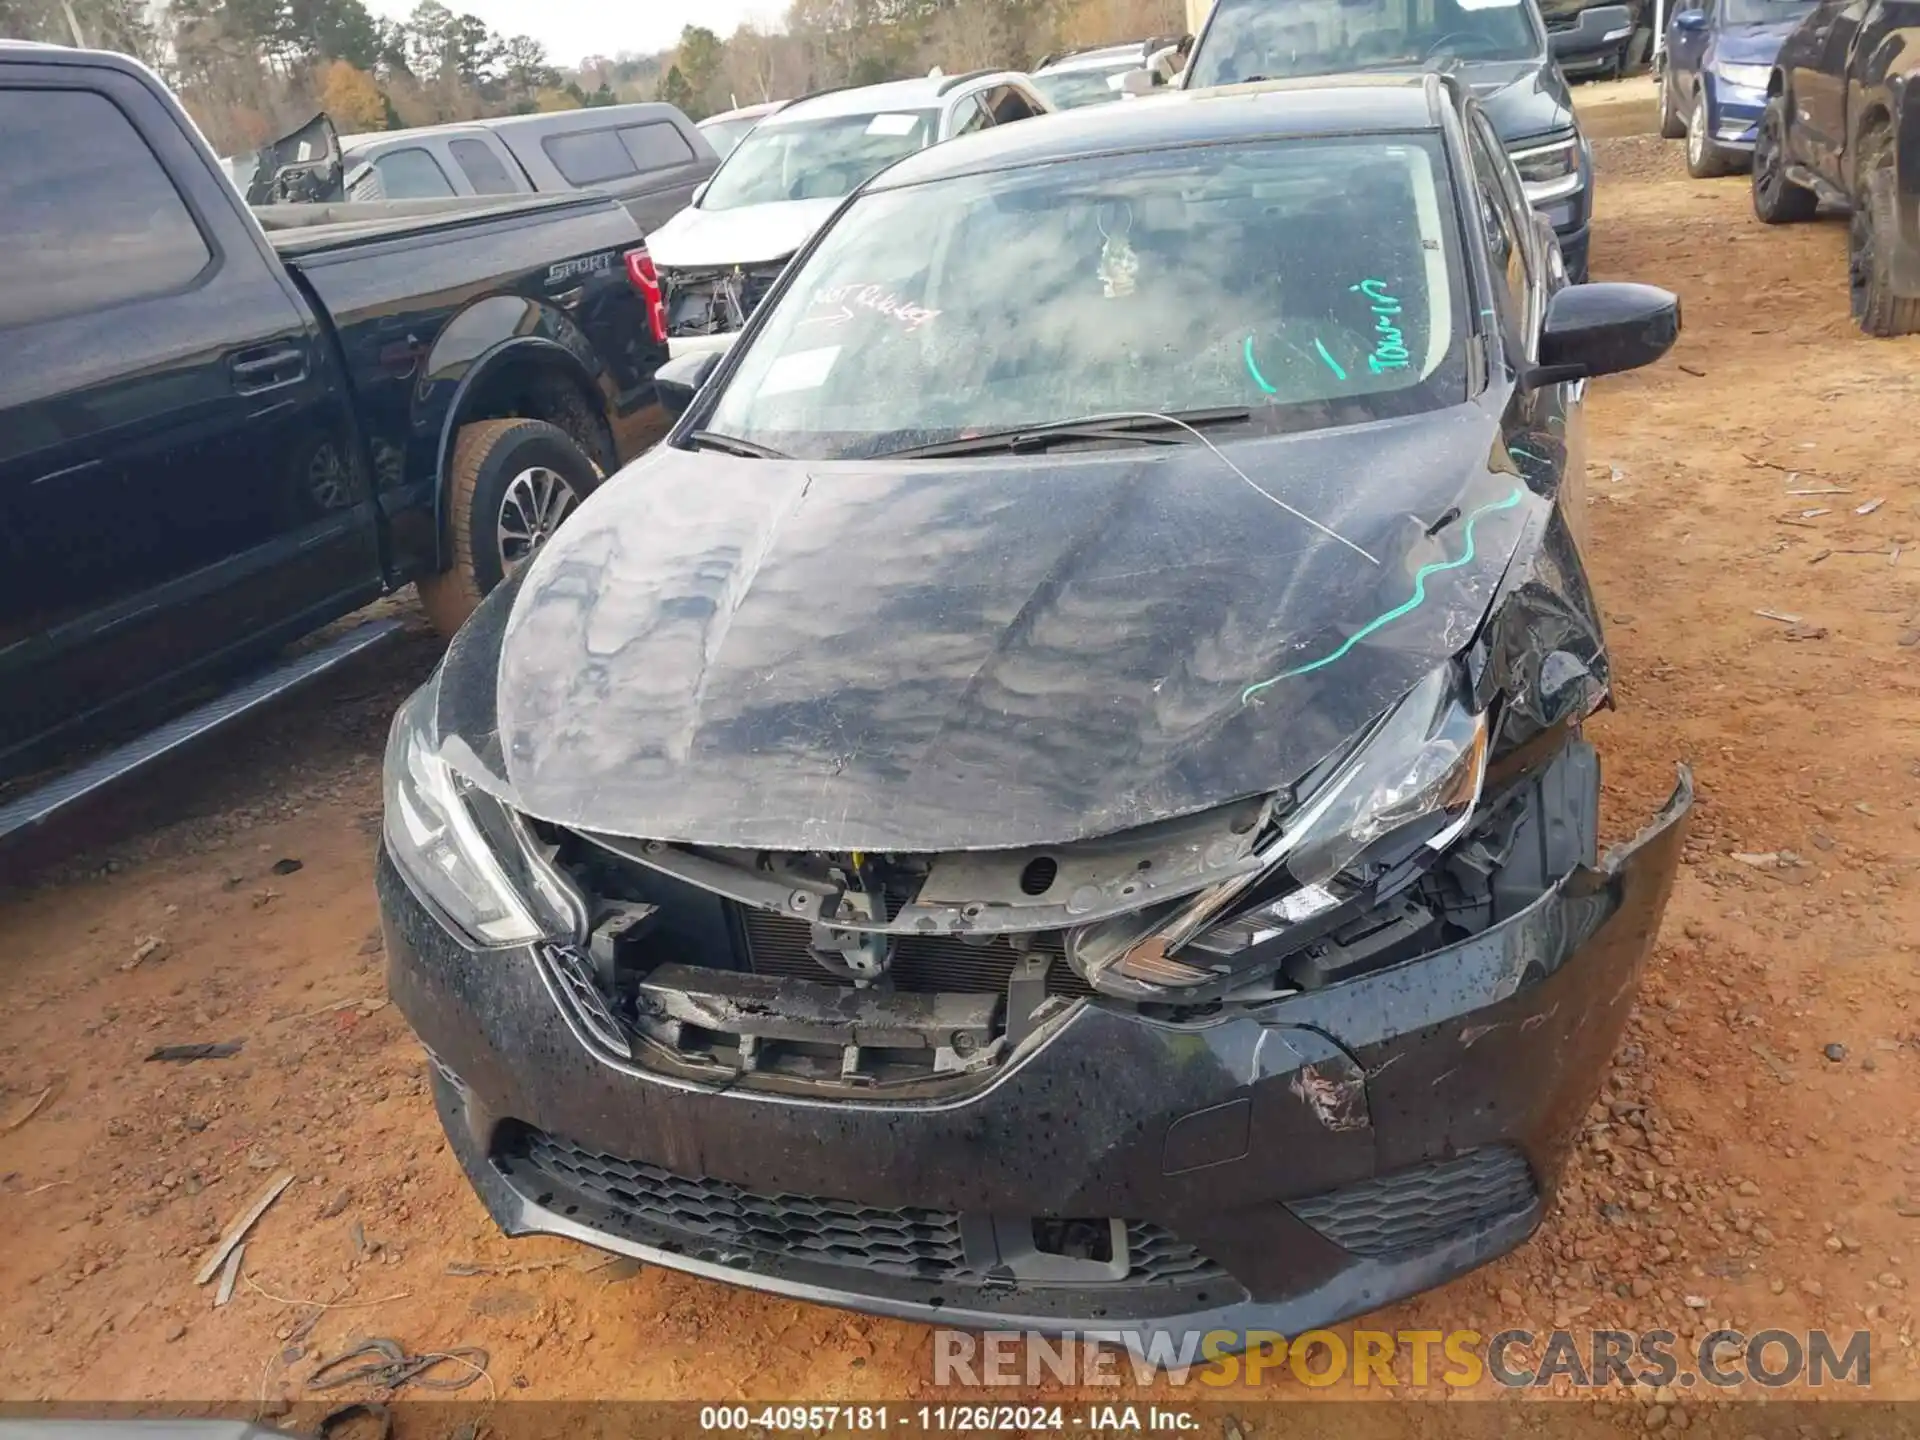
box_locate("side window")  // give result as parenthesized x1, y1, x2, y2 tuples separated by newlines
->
(542, 129, 637, 187)
(449, 138, 519, 195)
(1467, 121, 1530, 340)
(619, 122, 696, 172)
(949, 95, 993, 136)
(0, 87, 211, 330)
(371, 147, 456, 199)
(984, 85, 1042, 124)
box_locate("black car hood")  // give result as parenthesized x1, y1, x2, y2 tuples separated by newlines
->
(1446, 59, 1576, 143)
(442, 407, 1548, 853)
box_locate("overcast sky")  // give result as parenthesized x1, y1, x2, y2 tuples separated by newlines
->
(364, 0, 785, 68)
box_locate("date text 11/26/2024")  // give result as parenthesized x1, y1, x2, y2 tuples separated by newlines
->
(699, 1406, 1196, 1432)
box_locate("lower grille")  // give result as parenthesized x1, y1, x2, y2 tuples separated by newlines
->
(512, 1128, 1221, 1286)
(1287, 1146, 1536, 1258)
(738, 906, 1093, 999)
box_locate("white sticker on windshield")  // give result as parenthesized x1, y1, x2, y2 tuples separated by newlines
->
(1455, 0, 1521, 10)
(757, 345, 841, 397)
(866, 112, 921, 136)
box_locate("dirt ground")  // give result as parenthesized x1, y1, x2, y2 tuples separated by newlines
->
(5, 82, 1920, 1426)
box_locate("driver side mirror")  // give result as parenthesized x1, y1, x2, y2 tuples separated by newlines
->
(655, 348, 722, 418)
(1119, 68, 1156, 96)
(1528, 282, 1680, 387)
(1673, 7, 1709, 28)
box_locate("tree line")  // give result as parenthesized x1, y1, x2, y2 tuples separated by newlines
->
(0, 0, 1184, 156)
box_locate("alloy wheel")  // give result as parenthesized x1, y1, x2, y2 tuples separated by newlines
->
(496, 465, 579, 574)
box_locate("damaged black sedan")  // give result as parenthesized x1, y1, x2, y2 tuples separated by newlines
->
(377, 73, 1691, 1339)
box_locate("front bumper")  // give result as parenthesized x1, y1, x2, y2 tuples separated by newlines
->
(1706, 78, 1767, 149)
(382, 769, 1691, 1339)
(1548, 11, 1636, 70)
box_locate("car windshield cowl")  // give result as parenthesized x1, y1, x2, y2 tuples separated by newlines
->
(877, 407, 1256, 459)
(699, 134, 1470, 463)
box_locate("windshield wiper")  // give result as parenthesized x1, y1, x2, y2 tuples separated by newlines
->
(879, 407, 1254, 459)
(687, 429, 790, 460)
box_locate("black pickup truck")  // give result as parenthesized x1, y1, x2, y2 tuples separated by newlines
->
(0, 45, 672, 850)
(1753, 0, 1920, 335)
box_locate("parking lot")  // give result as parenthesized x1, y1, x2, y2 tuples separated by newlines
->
(4, 80, 1920, 1417)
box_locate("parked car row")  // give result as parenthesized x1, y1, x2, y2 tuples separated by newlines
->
(6, 23, 1696, 1349)
(1653, 0, 1920, 336)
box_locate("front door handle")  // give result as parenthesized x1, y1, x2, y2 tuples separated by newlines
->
(228, 344, 309, 395)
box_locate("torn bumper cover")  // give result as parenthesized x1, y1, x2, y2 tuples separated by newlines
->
(382, 767, 1690, 1337)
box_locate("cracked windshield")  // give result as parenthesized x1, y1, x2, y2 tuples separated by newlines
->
(709, 136, 1467, 460)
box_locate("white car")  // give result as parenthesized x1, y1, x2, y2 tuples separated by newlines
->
(647, 71, 1054, 354)
(1030, 38, 1186, 109)
(697, 100, 784, 160)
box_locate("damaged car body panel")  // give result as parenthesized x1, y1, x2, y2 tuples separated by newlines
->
(380, 74, 1687, 1338)
(380, 762, 1690, 1334)
(480, 415, 1534, 855)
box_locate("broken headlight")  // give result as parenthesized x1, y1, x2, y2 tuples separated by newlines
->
(382, 679, 582, 948)
(1067, 666, 1488, 998)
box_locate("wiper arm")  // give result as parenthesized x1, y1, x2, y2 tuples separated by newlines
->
(687, 429, 790, 459)
(880, 407, 1253, 459)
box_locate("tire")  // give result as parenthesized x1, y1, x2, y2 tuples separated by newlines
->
(1752, 98, 1818, 223)
(415, 417, 600, 638)
(1687, 95, 1738, 178)
(1659, 69, 1687, 140)
(1850, 164, 1920, 337)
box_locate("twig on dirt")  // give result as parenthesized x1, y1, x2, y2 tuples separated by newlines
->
(1744, 451, 1839, 480)
(2, 1082, 58, 1134)
(196, 1171, 294, 1285)
(1799, 508, 1832, 519)
(148, 1042, 244, 1063)
(243, 1274, 411, 1309)
(445, 1258, 573, 1277)
(1857, 497, 1887, 515)
(215, 1243, 246, 1308)
(1809, 550, 1832, 565)
(1788, 486, 1850, 495)
(21, 1180, 72, 1196)
(415, 1351, 495, 1402)
(1754, 610, 1804, 624)
(1678, 363, 1706, 377)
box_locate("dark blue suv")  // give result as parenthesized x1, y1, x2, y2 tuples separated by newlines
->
(1657, 0, 1816, 175)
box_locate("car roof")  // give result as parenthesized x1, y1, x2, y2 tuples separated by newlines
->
(478, 102, 692, 136)
(1036, 45, 1145, 73)
(340, 124, 491, 151)
(701, 101, 783, 125)
(871, 74, 1448, 189)
(763, 72, 1025, 125)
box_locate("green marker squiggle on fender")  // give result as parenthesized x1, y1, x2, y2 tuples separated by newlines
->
(1240, 485, 1526, 706)
(1352, 277, 1412, 374)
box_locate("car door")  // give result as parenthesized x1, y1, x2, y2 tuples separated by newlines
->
(447, 135, 529, 196)
(1781, 0, 1854, 166)
(979, 82, 1051, 124)
(1666, 0, 1715, 105)
(347, 143, 463, 200)
(943, 93, 996, 140)
(0, 59, 379, 769)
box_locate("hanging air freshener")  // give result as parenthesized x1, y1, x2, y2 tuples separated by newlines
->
(1096, 202, 1139, 299)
